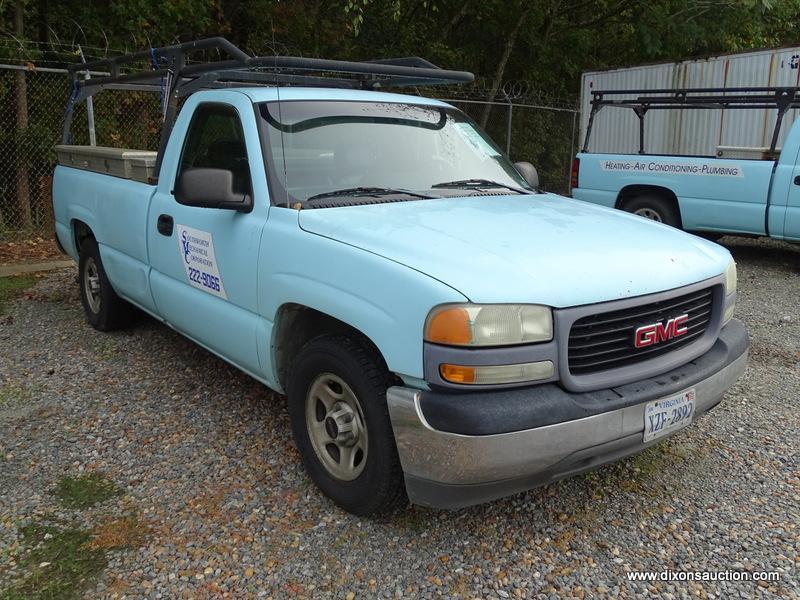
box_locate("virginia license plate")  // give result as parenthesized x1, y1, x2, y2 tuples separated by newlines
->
(643, 388, 695, 443)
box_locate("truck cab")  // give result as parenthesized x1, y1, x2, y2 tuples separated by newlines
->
(53, 40, 748, 515)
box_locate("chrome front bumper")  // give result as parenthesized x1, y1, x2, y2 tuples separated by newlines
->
(387, 321, 748, 509)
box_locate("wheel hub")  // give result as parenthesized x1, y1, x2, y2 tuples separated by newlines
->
(325, 402, 359, 446)
(305, 373, 368, 481)
(634, 207, 663, 222)
(83, 258, 102, 314)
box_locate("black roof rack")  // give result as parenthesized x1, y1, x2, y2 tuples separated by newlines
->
(63, 38, 472, 132)
(61, 37, 474, 173)
(582, 86, 800, 155)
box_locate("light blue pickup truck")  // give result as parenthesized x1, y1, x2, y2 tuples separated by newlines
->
(573, 86, 800, 240)
(53, 40, 748, 515)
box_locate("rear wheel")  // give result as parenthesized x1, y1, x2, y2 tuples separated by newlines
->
(696, 232, 724, 242)
(287, 334, 405, 515)
(623, 194, 681, 228)
(78, 238, 134, 331)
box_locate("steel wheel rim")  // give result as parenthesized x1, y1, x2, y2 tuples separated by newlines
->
(83, 258, 102, 314)
(634, 207, 663, 222)
(305, 373, 368, 481)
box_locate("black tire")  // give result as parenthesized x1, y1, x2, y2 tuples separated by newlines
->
(78, 238, 134, 331)
(623, 194, 681, 228)
(287, 334, 405, 515)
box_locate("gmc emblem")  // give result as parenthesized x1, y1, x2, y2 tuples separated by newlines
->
(634, 314, 689, 348)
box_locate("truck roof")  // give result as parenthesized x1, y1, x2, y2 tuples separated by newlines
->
(234, 86, 452, 107)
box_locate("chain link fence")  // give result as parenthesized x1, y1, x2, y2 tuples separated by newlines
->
(0, 63, 579, 245)
(0, 64, 163, 242)
(442, 98, 579, 194)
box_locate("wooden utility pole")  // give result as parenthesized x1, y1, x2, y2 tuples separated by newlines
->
(14, 0, 32, 228)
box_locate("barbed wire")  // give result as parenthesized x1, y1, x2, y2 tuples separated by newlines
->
(0, 35, 306, 68)
(429, 81, 578, 111)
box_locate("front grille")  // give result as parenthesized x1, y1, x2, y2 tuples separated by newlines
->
(568, 287, 714, 376)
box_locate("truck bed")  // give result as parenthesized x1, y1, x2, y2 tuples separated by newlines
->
(53, 163, 158, 312)
(572, 152, 776, 234)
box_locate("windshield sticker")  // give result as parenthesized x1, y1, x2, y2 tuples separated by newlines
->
(454, 123, 501, 157)
(176, 224, 228, 300)
(599, 159, 743, 177)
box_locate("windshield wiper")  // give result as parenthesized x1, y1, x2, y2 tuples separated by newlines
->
(307, 187, 437, 201)
(431, 179, 531, 194)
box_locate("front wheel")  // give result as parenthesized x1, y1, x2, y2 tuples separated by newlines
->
(287, 335, 405, 515)
(623, 194, 681, 228)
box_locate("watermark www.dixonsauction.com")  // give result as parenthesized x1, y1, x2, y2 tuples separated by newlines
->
(626, 570, 781, 583)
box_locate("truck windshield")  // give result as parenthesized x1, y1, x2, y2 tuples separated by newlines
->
(258, 101, 531, 205)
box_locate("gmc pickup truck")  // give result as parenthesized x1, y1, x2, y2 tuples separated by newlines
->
(53, 40, 748, 515)
(573, 86, 800, 241)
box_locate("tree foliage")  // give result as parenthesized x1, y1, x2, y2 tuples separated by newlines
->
(3, 0, 800, 99)
(1, 0, 799, 232)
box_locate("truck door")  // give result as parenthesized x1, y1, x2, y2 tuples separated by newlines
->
(785, 169, 800, 241)
(147, 96, 269, 376)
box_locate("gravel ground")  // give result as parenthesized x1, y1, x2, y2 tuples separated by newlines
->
(0, 236, 798, 599)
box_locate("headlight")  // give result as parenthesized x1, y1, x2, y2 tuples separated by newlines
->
(424, 304, 553, 346)
(724, 259, 737, 296)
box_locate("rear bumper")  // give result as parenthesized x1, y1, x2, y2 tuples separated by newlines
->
(387, 319, 748, 509)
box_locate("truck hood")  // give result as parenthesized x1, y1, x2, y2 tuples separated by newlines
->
(297, 194, 731, 307)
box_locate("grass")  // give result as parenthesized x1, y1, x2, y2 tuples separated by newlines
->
(86, 515, 148, 551)
(0, 275, 37, 314)
(0, 384, 32, 411)
(0, 383, 45, 412)
(0, 515, 148, 600)
(92, 337, 119, 362)
(0, 523, 107, 600)
(580, 440, 694, 495)
(53, 473, 122, 510)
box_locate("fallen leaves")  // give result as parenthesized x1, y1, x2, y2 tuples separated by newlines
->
(0, 237, 61, 265)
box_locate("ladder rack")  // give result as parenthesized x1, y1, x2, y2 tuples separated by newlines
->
(62, 37, 474, 174)
(582, 86, 800, 155)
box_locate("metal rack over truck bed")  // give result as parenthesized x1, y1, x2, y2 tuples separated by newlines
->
(60, 37, 474, 183)
(581, 86, 800, 157)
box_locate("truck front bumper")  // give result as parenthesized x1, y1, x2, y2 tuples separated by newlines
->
(387, 319, 748, 509)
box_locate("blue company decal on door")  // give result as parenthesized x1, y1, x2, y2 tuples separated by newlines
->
(176, 224, 228, 299)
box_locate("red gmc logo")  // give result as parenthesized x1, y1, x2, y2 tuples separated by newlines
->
(634, 314, 689, 348)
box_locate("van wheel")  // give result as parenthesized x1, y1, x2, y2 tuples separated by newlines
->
(287, 334, 405, 515)
(78, 238, 134, 331)
(623, 194, 681, 228)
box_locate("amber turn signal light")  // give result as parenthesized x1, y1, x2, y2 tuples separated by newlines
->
(425, 306, 472, 345)
(439, 363, 476, 384)
(439, 361, 555, 385)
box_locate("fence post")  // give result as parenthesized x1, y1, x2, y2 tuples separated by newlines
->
(78, 46, 97, 146)
(13, 0, 32, 228)
(506, 101, 513, 157)
(568, 110, 578, 193)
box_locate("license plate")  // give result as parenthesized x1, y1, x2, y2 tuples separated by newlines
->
(643, 388, 695, 443)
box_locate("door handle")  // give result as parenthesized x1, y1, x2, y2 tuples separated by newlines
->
(794, 175, 800, 186)
(157, 214, 174, 236)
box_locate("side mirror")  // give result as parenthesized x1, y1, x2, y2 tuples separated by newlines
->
(174, 168, 252, 212)
(514, 161, 539, 189)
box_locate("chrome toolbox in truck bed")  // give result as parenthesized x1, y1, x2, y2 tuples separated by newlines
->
(54, 145, 157, 183)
